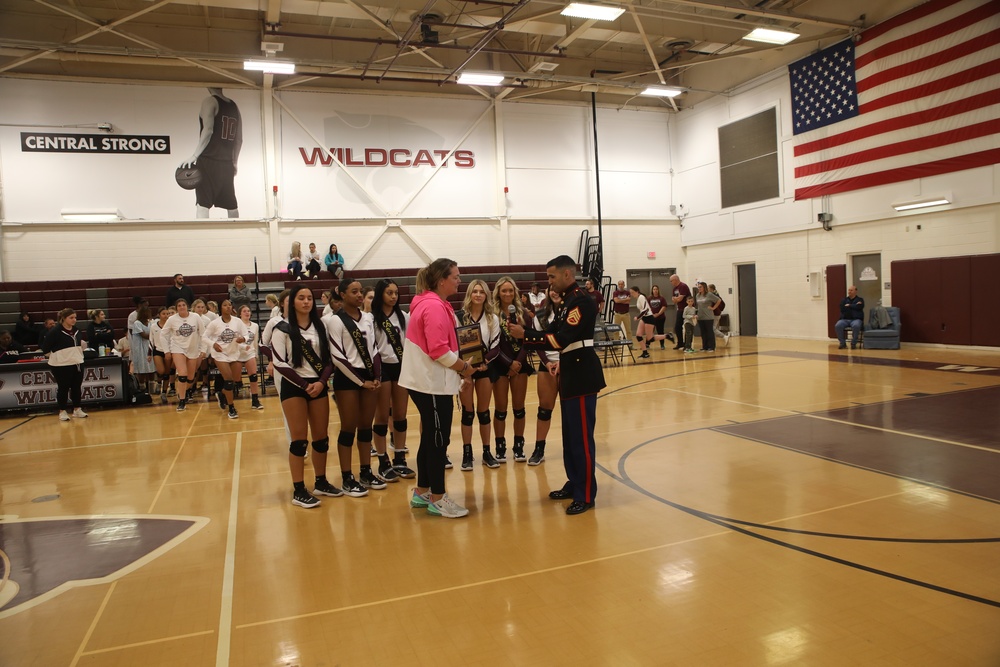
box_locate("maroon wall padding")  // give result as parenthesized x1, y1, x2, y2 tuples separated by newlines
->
(942, 256, 971, 345)
(971, 253, 1000, 346)
(826, 264, 846, 339)
(891, 252, 1000, 346)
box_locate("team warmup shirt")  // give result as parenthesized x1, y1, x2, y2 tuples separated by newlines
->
(635, 294, 652, 318)
(202, 316, 249, 363)
(239, 320, 260, 362)
(149, 320, 167, 353)
(162, 312, 206, 357)
(374, 310, 410, 364)
(324, 311, 381, 386)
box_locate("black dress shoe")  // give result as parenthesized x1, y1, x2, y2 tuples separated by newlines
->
(549, 486, 573, 500)
(566, 501, 594, 515)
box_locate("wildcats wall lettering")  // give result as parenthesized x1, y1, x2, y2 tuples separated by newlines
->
(0, 363, 122, 409)
(299, 147, 475, 168)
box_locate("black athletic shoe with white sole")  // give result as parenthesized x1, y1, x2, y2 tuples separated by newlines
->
(313, 479, 343, 497)
(341, 474, 369, 498)
(292, 488, 321, 508)
(359, 470, 386, 490)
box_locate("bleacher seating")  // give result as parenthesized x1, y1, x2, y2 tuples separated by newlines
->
(0, 265, 550, 338)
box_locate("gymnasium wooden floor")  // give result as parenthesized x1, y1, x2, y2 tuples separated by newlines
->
(1, 337, 999, 667)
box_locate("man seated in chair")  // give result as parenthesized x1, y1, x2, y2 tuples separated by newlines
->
(835, 285, 865, 350)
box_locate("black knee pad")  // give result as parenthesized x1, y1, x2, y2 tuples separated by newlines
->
(337, 431, 354, 448)
(393, 418, 407, 432)
(248, 373, 258, 382)
(461, 409, 475, 426)
(357, 428, 373, 444)
(373, 423, 388, 437)
(289, 439, 308, 457)
(311, 437, 330, 453)
(177, 375, 190, 384)
(223, 380, 235, 391)
(494, 409, 508, 422)
(537, 407, 553, 421)
(636, 335, 643, 342)
(477, 410, 491, 425)
(513, 408, 526, 420)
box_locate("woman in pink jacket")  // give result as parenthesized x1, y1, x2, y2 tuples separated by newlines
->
(399, 258, 481, 519)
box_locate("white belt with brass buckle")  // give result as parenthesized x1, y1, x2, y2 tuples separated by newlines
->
(563, 339, 595, 353)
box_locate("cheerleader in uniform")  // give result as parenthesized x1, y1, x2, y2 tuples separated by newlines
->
(324, 276, 384, 497)
(372, 279, 415, 481)
(161, 299, 206, 412)
(201, 300, 249, 419)
(237, 304, 264, 410)
(270, 284, 338, 508)
(529, 288, 564, 465)
(490, 276, 535, 463)
(458, 279, 501, 470)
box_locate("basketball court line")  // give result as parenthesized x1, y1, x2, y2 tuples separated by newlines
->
(68, 581, 118, 667)
(147, 411, 204, 514)
(79, 630, 216, 657)
(215, 433, 242, 667)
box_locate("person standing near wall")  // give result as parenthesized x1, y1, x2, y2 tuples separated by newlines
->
(42, 308, 89, 422)
(510, 255, 605, 515)
(611, 280, 632, 341)
(398, 258, 479, 519)
(166, 274, 195, 309)
(668, 274, 691, 351)
(695, 282, 720, 353)
(179, 87, 242, 219)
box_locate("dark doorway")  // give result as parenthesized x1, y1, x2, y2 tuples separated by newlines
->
(737, 263, 757, 336)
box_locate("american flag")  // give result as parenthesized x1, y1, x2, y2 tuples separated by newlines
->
(791, 0, 1000, 200)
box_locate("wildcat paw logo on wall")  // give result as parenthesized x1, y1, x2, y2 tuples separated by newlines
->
(0, 515, 207, 618)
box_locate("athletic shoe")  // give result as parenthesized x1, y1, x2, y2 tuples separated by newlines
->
(528, 445, 545, 466)
(341, 474, 368, 498)
(370, 445, 378, 455)
(723, 332, 731, 347)
(639, 351, 650, 359)
(228, 405, 239, 420)
(59, 410, 71, 421)
(218, 392, 227, 410)
(482, 449, 500, 469)
(392, 463, 416, 479)
(313, 478, 343, 497)
(495, 442, 507, 463)
(512, 443, 527, 462)
(292, 487, 320, 508)
(461, 445, 474, 471)
(410, 488, 431, 508)
(176, 400, 187, 412)
(684, 348, 695, 354)
(167, 387, 177, 397)
(359, 469, 386, 490)
(72, 408, 88, 418)
(160, 393, 168, 405)
(444, 455, 453, 470)
(378, 465, 400, 483)
(427, 494, 469, 518)
(251, 399, 264, 410)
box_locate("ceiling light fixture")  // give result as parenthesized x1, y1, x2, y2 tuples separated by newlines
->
(743, 27, 799, 45)
(60, 208, 123, 222)
(457, 72, 505, 86)
(892, 197, 951, 212)
(640, 86, 684, 98)
(560, 3, 626, 21)
(244, 60, 296, 74)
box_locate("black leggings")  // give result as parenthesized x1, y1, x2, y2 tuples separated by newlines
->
(409, 389, 452, 495)
(52, 365, 83, 410)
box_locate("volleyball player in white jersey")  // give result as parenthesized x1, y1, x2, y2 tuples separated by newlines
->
(270, 284, 339, 508)
(324, 277, 384, 497)
(371, 279, 414, 481)
(150, 305, 175, 404)
(529, 288, 563, 465)
(237, 304, 264, 410)
(458, 279, 501, 470)
(261, 289, 290, 390)
(202, 300, 248, 419)
(161, 298, 205, 412)
(190, 299, 215, 397)
(491, 276, 534, 463)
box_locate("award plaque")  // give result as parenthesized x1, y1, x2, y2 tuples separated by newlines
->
(456, 324, 485, 365)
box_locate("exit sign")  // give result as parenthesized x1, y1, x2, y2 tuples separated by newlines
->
(647, 251, 656, 259)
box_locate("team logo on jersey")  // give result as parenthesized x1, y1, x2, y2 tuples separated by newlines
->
(178, 323, 194, 337)
(566, 307, 581, 326)
(219, 328, 236, 344)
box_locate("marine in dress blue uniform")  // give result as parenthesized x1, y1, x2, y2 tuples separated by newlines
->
(516, 255, 606, 515)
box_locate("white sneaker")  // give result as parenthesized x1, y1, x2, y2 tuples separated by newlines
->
(427, 494, 469, 518)
(59, 410, 71, 421)
(73, 408, 88, 418)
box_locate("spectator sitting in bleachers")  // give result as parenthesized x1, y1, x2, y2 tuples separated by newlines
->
(229, 275, 252, 312)
(14, 312, 35, 348)
(0, 330, 26, 358)
(39, 318, 56, 346)
(86, 309, 116, 353)
(166, 274, 195, 308)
